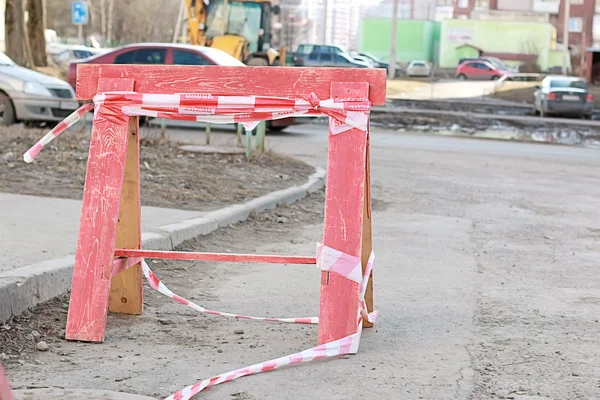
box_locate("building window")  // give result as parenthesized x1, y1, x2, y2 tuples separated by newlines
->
(475, 0, 489, 7)
(569, 17, 583, 32)
(594, 14, 600, 41)
(437, 0, 453, 5)
(457, 0, 469, 8)
(570, 0, 584, 4)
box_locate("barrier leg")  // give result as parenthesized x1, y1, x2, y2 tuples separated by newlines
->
(205, 123, 211, 145)
(109, 117, 143, 314)
(318, 82, 369, 345)
(0, 362, 13, 400)
(256, 121, 266, 153)
(361, 133, 374, 328)
(236, 123, 243, 147)
(65, 108, 131, 343)
(245, 128, 253, 159)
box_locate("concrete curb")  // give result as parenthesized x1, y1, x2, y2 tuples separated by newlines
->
(0, 167, 326, 323)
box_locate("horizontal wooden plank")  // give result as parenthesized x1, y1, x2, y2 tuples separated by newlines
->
(114, 249, 316, 265)
(76, 65, 387, 105)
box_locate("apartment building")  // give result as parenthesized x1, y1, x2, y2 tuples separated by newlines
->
(278, 0, 310, 52)
(307, 0, 362, 50)
(447, 0, 598, 48)
(557, 0, 596, 49)
(365, 0, 437, 20)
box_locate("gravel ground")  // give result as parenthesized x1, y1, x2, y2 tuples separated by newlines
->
(0, 125, 313, 211)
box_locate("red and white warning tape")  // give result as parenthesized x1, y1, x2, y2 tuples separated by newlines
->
(23, 92, 372, 163)
(21, 89, 375, 398)
(121, 243, 375, 400)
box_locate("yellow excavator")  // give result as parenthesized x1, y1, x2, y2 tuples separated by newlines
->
(184, 0, 283, 66)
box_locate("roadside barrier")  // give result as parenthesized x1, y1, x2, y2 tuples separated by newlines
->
(0, 361, 13, 400)
(24, 65, 386, 399)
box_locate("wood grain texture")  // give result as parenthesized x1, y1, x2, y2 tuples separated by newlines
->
(65, 89, 131, 343)
(361, 134, 374, 328)
(108, 117, 143, 315)
(0, 362, 13, 400)
(76, 65, 387, 105)
(317, 82, 368, 345)
(114, 249, 316, 265)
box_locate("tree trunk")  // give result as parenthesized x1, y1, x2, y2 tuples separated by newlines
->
(5, 0, 27, 66)
(27, 0, 47, 66)
(100, 0, 106, 39)
(107, 0, 114, 44)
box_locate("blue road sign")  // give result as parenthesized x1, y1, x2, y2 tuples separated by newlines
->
(72, 1, 89, 25)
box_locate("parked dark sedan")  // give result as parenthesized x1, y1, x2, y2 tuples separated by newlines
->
(356, 52, 388, 69)
(297, 52, 371, 68)
(534, 76, 593, 119)
(352, 52, 404, 76)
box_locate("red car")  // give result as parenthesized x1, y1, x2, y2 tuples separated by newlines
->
(68, 43, 293, 131)
(456, 60, 510, 81)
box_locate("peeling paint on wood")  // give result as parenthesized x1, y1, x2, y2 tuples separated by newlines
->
(65, 79, 132, 343)
(76, 65, 387, 105)
(318, 82, 369, 345)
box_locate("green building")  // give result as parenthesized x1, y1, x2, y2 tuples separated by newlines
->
(358, 16, 566, 72)
(358, 18, 440, 64)
(438, 19, 564, 71)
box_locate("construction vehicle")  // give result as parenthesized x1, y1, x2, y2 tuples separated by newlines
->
(184, 0, 282, 66)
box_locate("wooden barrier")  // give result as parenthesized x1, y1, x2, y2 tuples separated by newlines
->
(0, 361, 13, 400)
(65, 65, 385, 343)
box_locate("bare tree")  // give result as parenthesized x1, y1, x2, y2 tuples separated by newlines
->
(27, 0, 48, 66)
(5, 0, 28, 65)
(107, 0, 114, 44)
(100, 0, 107, 39)
(518, 36, 543, 73)
(46, 0, 180, 46)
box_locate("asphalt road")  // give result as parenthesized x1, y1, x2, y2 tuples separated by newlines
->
(160, 122, 600, 164)
(160, 123, 600, 398)
(7, 123, 600, 399)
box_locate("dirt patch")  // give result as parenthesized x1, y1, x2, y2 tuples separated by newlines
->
(0, 125, 314, 211)
(0, 191, 325, 399)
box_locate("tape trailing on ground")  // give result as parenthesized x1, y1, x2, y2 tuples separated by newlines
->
(140, 259, 318, 325)
(23, 92, 372, 163)
(131, 248, 375, 400)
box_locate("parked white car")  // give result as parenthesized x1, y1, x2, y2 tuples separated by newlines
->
(0, 52, 77, 126)
(406, 60, 431, 77)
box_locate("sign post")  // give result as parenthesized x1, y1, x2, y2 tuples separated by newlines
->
(72, 1, 89, 45)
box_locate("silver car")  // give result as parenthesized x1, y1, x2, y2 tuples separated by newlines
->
(534, 76, 593, 119)
(406, 60, 431, 77)
(0, 52, 78, 126)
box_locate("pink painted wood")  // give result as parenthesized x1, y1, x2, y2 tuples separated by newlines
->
(65, 78, 134, 343)
(65, 66, 384, 344)
(75, 65, 387, 105)
(0, 362, 13, 400)
(317, 82, 369, 345)
(114, 249, 316, 264)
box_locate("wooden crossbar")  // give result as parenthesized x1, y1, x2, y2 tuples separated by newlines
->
(114, 249, 316, 265)
(75, 65, 387, 104)
(65, 66, 380, 343)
